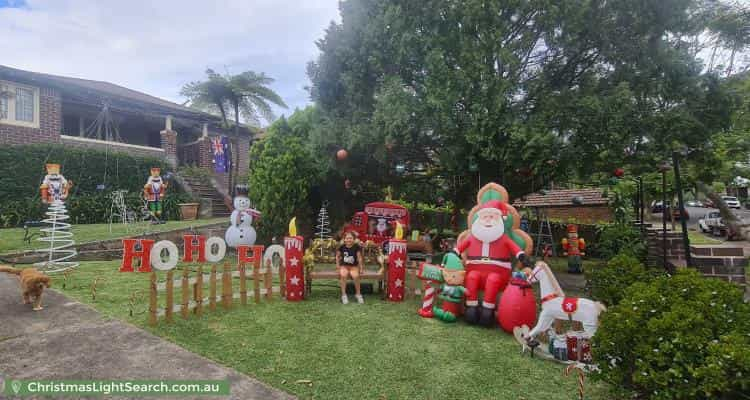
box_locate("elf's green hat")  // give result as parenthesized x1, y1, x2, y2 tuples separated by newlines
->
(441, 252, 464, 271)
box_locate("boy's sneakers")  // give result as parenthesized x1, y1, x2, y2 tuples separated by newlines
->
(355, 294, 364, 304)
(341, 295, 349, 304)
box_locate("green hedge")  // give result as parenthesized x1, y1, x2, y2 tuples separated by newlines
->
(0, 145, 189, 227)
(593, 269, 750, 399)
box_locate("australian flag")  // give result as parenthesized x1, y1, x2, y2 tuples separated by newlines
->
(212, 136, 232, 173)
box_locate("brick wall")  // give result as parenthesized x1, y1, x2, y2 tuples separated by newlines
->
(691, 245, 747, 285)
(160, 129, 178, 167)
(0, 86, 61, 145)
(236, 135, 250, 178)
(543, 205, 613, 223)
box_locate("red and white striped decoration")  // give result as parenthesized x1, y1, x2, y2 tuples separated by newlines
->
(418, 281, 435, 318)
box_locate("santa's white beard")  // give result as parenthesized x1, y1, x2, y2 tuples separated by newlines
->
(471, 221, 504, 243)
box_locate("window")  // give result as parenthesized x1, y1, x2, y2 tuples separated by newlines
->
(0, 81, 39, 127)
(0, 85, 8, 120)
(15, 87, 34, 122)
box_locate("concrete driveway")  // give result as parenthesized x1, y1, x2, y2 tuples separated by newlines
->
(0, 273, 295, 400)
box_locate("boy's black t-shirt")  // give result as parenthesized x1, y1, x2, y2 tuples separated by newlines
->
(339, 243, 361, 266)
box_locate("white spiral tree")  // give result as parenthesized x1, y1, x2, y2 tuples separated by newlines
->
(34, 199, 79, 273)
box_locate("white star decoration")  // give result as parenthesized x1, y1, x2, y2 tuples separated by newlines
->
(299, 291, 303, 297)
(395, 278, 403, 288)
(388, 293, 393, 299)
(290, 275, 300, 286)
(290, 257, 299, 267)
(394, 259, 404, 268)
(565, 303, 574, 311)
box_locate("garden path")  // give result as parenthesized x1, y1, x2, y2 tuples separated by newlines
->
(0, 273, 295, 400)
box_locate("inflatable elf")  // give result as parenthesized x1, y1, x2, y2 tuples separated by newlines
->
(453, 183, 534, 327)
(39, 163, 72, 204)
(433, 252, 467, 323)
(561, 224, 585, 273)
(143, 167, 167, 223)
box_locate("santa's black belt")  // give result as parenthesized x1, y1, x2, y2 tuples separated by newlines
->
(467, 256, 511, 262)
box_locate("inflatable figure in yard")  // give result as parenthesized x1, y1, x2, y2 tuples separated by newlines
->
(40, 163, 72, 204)
(225, 185, 261, 248)
(143, 167, 167, 223)
(561, 224, 586, 273)
(433, 252, 467, 322)
(453, 183, 534, 327)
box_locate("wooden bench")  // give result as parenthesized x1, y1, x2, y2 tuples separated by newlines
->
(304, 238, 386, 297)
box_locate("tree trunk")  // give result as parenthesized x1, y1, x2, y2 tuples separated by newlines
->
(697, 181, 746, 240)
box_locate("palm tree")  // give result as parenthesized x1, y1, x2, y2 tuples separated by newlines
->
(180, 68, 287, 129)
(181, 68, 287, 191)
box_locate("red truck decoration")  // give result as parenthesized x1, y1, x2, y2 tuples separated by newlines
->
(341, 202, 411, 245)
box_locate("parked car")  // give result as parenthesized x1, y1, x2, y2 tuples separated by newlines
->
(698, 210, 740, 239)
(721, 196, 741, 209)
(685, 200, 704, 207)
(651, 201, 689, 219)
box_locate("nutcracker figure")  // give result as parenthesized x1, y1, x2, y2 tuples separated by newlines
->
(432, 252, 467, 323)
(39, 163, 72, 204)
(561, 224, 585, 273)
(453, 183, 534, 327)
(143, 167, 167, 223)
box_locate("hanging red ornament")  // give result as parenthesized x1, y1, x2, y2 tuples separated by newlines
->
(613, 167, 625, 177)
(344, 179, 351, 189)
(336, 149, 349, 161)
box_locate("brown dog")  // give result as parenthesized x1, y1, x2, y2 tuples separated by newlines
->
(0, 265, 51, 311)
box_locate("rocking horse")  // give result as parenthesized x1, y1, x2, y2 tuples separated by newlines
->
(523, 261, 606, 346)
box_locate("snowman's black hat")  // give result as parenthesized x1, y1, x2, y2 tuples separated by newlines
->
(234, 185, 249, 197)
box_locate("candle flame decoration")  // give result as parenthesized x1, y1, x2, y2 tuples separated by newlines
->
(395, 222, 403, 240)
(289, 217, 297, 237)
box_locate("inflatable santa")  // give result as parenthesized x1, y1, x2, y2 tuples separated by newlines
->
(453, 183, 534, 327)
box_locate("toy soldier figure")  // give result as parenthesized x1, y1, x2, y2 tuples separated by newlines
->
(561, 224, 586, 273)
(39, 163, 72, 204)
(143, 167, 167, 223)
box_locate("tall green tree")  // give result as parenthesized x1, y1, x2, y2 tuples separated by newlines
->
(307, 0, 742, 208)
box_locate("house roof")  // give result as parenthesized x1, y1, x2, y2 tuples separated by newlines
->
(512, 188, 609, 208)
(0, 64, 257, 136)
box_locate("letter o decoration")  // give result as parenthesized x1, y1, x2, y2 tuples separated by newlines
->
(205, 236, 227, 263)
(150, 240, 179, 271)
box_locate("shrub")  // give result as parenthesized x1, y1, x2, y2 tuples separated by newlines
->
(586, 253, 664, 306)
(590, 223, 646, 261)
(0, 144, 186, 227)
(249, 132, 321, 241)
(592, 269, 750, 399)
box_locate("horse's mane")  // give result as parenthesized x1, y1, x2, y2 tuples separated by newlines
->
(539, 262, 564, 297)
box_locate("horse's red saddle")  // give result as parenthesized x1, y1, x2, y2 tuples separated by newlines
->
(561, 297, 578, 314)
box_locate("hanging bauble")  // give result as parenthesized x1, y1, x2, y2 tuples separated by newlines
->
(613, 167, 625, 177)
(336, 149, 348, 161)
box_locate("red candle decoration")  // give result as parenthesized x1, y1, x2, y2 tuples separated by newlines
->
(284, 217, 305, 301)
(387, 222, 407, 302)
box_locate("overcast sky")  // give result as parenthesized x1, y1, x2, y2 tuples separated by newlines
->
(0, 0, 340, 126)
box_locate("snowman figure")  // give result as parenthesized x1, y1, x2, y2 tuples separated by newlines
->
(225, 185, 261, 248)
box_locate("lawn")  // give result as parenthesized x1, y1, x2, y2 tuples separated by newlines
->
(687, 230, 723, 245)
(57, 260, 610, 400)
(0, 218, 225, 254)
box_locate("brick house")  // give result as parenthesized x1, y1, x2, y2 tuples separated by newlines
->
(0, 64, 260, 214)
(512, 188, 613, 223)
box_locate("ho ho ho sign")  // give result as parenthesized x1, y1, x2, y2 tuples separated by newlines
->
(119, 235, 283, 272)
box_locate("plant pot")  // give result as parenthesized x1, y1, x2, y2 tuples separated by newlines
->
(178, 203, 200, 220)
